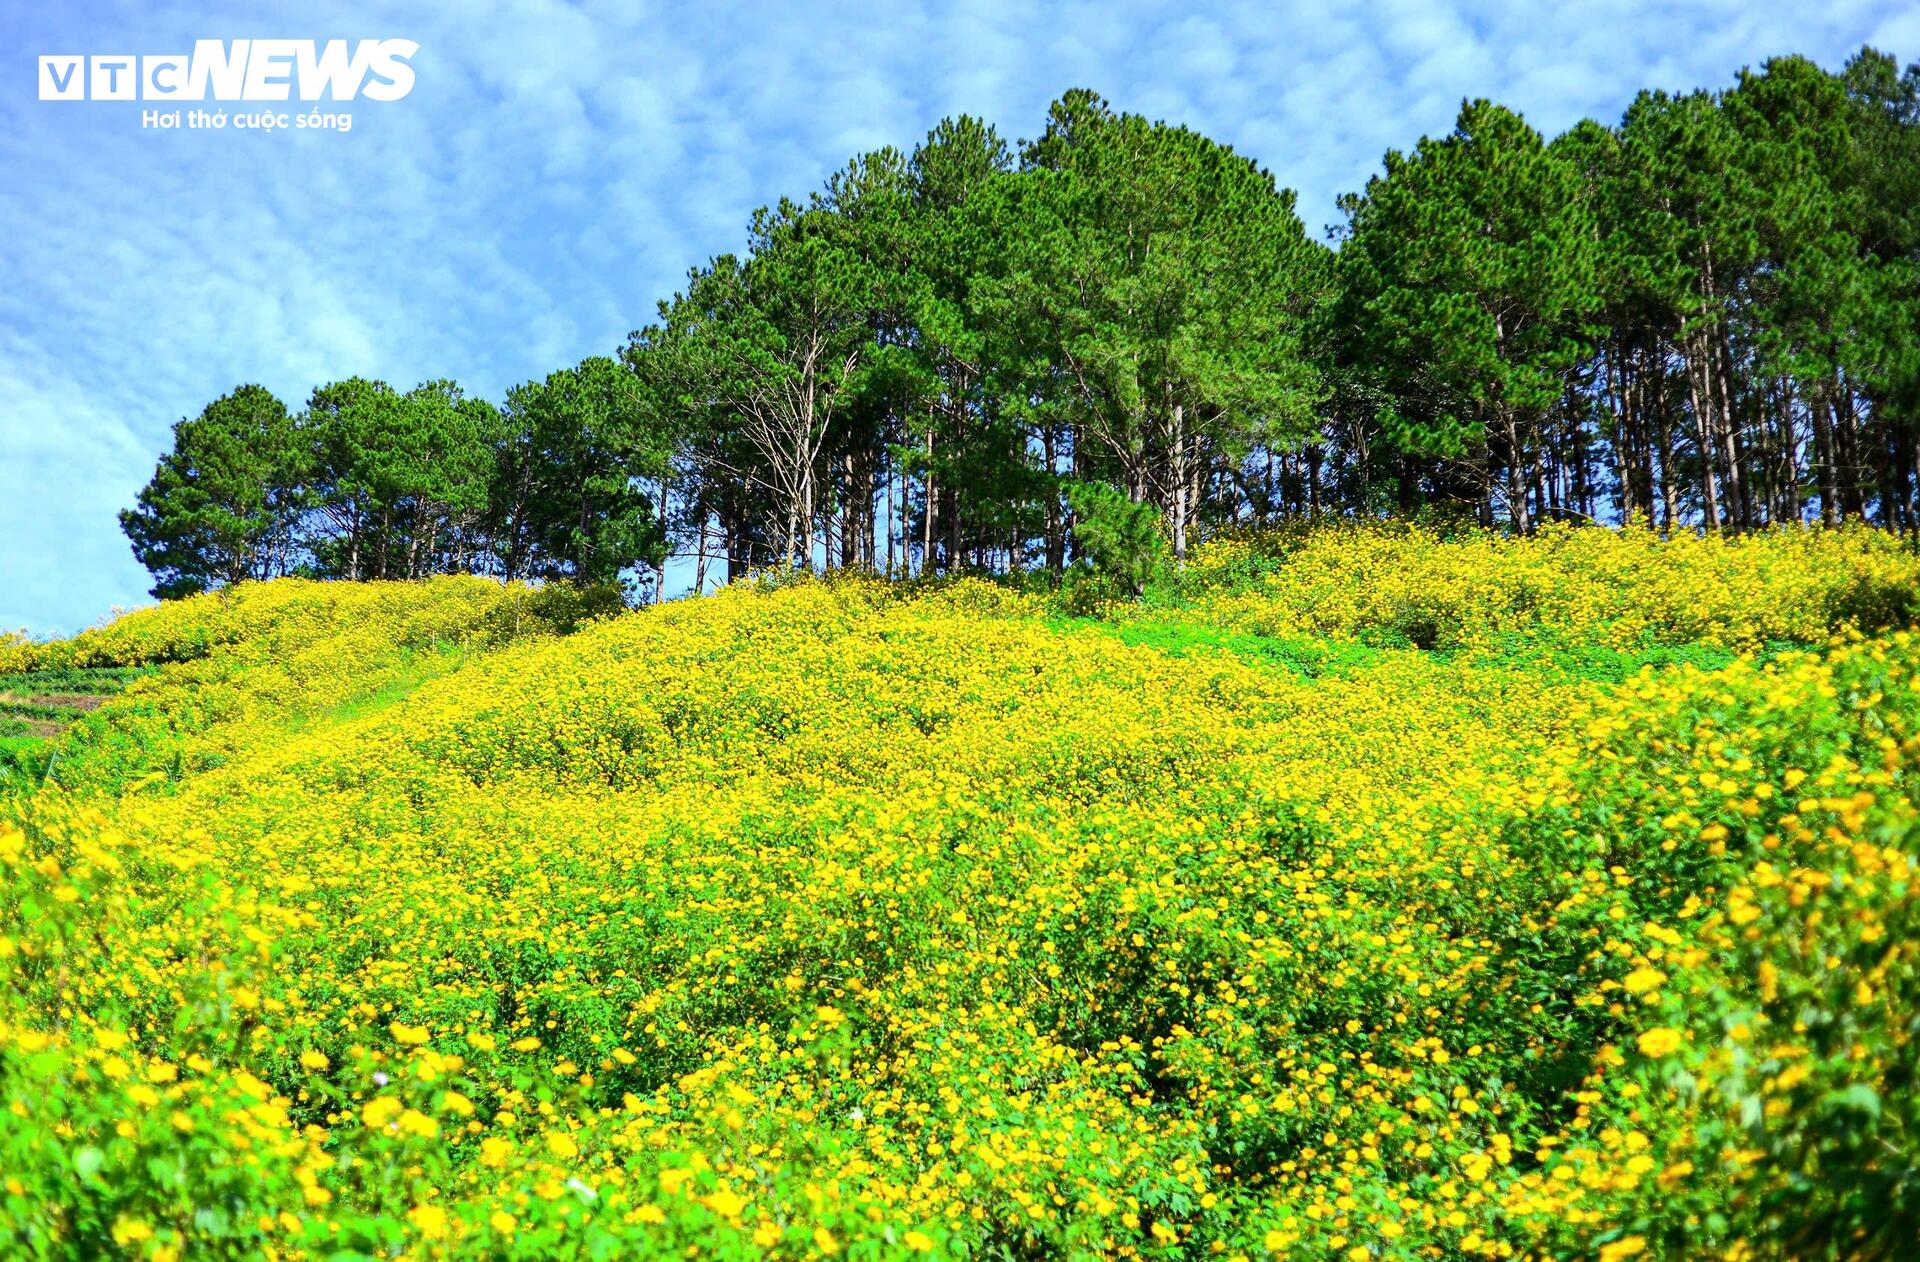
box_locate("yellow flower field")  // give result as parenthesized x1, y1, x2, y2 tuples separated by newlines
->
(2, 525, 1917, 1259)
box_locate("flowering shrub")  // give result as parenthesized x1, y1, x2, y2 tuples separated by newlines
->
(1181, 522, 1920, 653)
(1, 527, 1915, 1259)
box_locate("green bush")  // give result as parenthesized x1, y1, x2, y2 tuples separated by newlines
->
(1063, 481, 1168, 602)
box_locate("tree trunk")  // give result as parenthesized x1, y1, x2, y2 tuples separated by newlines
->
(1684, 335, 1721, 530)
(1043, 425, 1064, 579)
(1502, 409, 1530, 534)
(1655, 368, 1676, 534)
(922, 425, 936, 575)
(1837, 379, 1867, 520)
(1715, 329, 1747, 529)
(1812, 385, 1838, 524)
(1169, 403, 1189, 563)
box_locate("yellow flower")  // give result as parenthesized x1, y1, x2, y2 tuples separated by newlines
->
(1636, 1027, 1684, 1058)
(545, 1131, 579, 1159)
(362, 1096, 403, 1130)
(903, 1229, 935, 1252)
(300, 1049, 330, 1071)
(408, 1203, 448, 1238)
(397, 1108, 439, 1138)
(490, 1210, 516, 1234)
(390, 1022, 430, 1046)
(704, 1187, 747, 1217)
(1622, 967, 1666, 996)
(111, 1216, 153, 1245)
(231, 1071, 271, 1101)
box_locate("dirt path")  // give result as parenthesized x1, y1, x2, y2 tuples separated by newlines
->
(26, 693, 106, 711)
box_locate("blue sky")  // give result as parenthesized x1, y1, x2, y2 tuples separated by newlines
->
(4, 0, 1917, 635)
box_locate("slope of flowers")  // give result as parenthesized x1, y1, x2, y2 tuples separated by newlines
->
(2, 526, 1916, 1261)
(0, 577, 611, 795)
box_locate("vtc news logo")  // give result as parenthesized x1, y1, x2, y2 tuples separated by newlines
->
(39, 39, 418, 101)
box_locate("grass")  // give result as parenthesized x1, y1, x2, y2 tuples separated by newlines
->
(0, 664, 157, 695)
(283, 641, 475, 732)
(0, 665, 156, 792)
(1063, 615, 1398, 678)
(1066, 614, 1751, 687)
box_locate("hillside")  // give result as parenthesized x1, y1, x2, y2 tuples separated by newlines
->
(3, 524, 1918, 1260)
